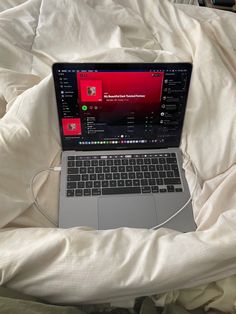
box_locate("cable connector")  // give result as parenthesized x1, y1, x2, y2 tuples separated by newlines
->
(53, 166, 61, 172)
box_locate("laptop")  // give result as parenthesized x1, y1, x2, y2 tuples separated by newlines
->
(52, 62, 196, 232)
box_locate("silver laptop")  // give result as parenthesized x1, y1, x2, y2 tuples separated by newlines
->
(52, 62, 196, 232)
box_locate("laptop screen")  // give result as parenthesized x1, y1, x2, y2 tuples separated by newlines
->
(53, 63, 192, 151)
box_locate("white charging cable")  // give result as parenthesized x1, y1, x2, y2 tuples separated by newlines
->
(30, 166, 61, 227)
(151, 158, 198, 230)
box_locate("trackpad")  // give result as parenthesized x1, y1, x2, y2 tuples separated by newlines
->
(98, 195, 157, 229)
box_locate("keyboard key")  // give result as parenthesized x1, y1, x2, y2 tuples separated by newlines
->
(148, 165, 155, 171)
(83, 160, 90, 167)
(67, 189, 74, 197)
(142, 186, 151, 193)
(126, 166, 133, 172)
(95, 167, 102, 173)
(167, 185, 175, 192)
(102, 181, 109, 187)
(128, 172, 135, 179)
(90, 174, 96, 181)
(137, 159, 143, 165)
(141, 179, 148, 186)
(109, 180, 117, 187)
(77, 182, 85, 188)
(118, 166, 125, 172)
(164, 178, 181, 185)
(159, 158, 166, 164)
(92, 188, 101, 196)
(129, 159, 136, 165)
(67, 175, 80, 181)
(79, 167, 86, 174)
(103, 166, 110, 173)
(159, 172, 166, 178)
(68, 156, 75, 160)
(82, 174, 89, 181)
(151, 172, 158, 178)
(75, 189, 83, 196)
(167, 171, 174, 178)
(149, 179, 156, 185)
(76, 161, 82, 167)
(156, 179, 163, 185)
(121, 173, 128, 179)
(105, 173, 112, 180)
(175, 188, 183, 192)
(67, 182, 76, 189)
(141, 165, 148, 172)
(171, 164, 180, 178)
(144, 172, 151, 178)
(98, 173, 104, 180)
(122, 159, 128, 165)
(102, 187, 141, 195)
(84, 189, 92, 196)
(134, 165, 141, 172)
(133, 179, 140, 186)
(86, 181, 93, 188)
(68, 168, 79, 174)
(91, 160, 98, 166)
(118, 180, 125, 187)
(88, 167, 94, 173)
(151, 158, 158, 164)
(164, 164, 171, 171)
(151, 186, 159, 193)
(167, 157, 177, 164)
(94, 181, 101, 188)
(137, 172, 143, 179)
(68, 161, 75, 167)
(99, 160, 106, 166)
(173, 168, 180, 178)
(111, 166, 118, 172)
(125, 180, 132, 186)
(160, 188, 167, 193)
(113, 173, 120, 180)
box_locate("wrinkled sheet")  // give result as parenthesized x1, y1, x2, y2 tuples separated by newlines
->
(0, 0, 236, 312)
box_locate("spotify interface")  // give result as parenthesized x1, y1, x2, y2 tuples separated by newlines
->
(54, 66, 190, 149)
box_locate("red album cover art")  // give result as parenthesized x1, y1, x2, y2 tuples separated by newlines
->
(80, 80, 102, 102)
(62, 118, 81, 136)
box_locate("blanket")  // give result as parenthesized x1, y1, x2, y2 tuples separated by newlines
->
(0, 0, 236, 312)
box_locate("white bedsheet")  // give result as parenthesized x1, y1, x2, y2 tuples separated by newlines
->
(0, 0, 236, 311)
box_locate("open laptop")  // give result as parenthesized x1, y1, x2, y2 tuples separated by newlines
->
(52, 62, 196, 232)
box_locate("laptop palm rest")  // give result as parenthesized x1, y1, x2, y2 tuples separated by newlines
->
(98, 195, 157, 229)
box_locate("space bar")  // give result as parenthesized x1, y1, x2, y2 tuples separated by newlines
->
(102, 187, 141, 195)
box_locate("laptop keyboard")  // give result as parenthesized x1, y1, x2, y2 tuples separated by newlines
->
(66, 153, 183, 197)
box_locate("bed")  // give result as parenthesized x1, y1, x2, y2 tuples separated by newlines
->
(0, 0, 236, 312)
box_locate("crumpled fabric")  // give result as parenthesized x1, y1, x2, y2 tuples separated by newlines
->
(0, 0, 236, 312)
